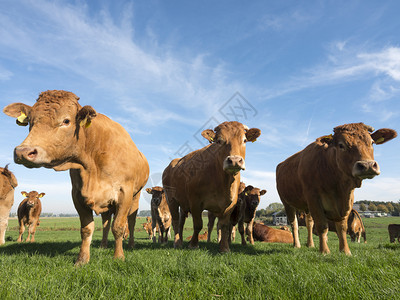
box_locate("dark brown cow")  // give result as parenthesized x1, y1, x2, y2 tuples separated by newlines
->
(146, 186, 171, 243)
(17, 191, 44, 242)
(388, 224, 400, 243)
(252, 222, 293, 243)
(163, 121, 261, 252)
(298, 209, 366, 243)
(277, 123, 396, 255)
(0, 165, 18, 245)
(3, 90, 149, 265)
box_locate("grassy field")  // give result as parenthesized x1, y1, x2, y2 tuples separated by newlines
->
(1, 216, 400, 299)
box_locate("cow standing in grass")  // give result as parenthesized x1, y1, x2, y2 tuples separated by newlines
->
(17, 191, 44, 242)
(277, 123, 396, 255)
(0, 165, 18, 245)
(146, 186, 171, 243)
(3, 90, 149, 265)
(163, 121, 260, 252)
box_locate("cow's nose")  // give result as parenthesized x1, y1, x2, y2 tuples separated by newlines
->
(14, 146, 38, 163)
(223, 155, 245, 173)
(353, 160, 380, 179)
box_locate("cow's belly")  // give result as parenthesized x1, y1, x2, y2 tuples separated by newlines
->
(82, 182, 121, 215)
(320, 195, 348, 222)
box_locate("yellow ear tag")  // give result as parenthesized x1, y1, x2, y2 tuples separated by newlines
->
(22, 193, 27, 197)
(376, 137, 384, 144)
(210, 137, 214, 142)
(17, 112, 28, 125)
(245, 192, 248, 196)
(80, 117, 91, 128)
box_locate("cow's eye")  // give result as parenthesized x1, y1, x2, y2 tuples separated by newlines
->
(62, 119, 70, 126)
(338, 142, 346, 150)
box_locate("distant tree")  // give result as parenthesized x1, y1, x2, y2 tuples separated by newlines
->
(368, 203, 377, 211)
(386, 203, 394, 213)
(377, 204, 389, 213)
(359, 203, 367, 212)
(138, 210, 151, 217)
(266, 203, 284, 211)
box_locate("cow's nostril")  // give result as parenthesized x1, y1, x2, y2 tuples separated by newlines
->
(28, 149, 37, 159)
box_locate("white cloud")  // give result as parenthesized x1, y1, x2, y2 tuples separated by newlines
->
(355, 177, 400, 202)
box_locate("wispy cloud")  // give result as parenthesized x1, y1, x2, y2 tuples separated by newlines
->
(0, 1, 243, 125)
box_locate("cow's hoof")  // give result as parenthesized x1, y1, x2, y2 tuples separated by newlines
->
(188, 244, 199, 250)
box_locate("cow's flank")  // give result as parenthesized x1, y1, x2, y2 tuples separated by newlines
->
(0, 165, 18, 245)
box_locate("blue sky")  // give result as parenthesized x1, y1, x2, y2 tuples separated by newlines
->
(0, 0, 399, 214)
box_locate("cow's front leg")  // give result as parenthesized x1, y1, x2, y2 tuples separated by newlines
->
(189, 210, 202, 249)
(17, 221, 25, 242)
(238, 220, 246, 245)
(335, 219, 351, 256)
(246, 220, 255, 245)
(178, 208, 187, 248)
(76, 216, 94, 266)
(127, 208, 138, 249)
(28, 223, 37, 242)
(218, 215, 232, 253)
(100, 210, 112, 248)
(314, 220, 330, 255)
(207, 212, 216, 242)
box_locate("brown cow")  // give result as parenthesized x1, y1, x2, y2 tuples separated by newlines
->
(0, 165, 18, 245)
(388, 224, 400, 243)
(187, 231, 208, 241)
(277, 123, 396, 255)
(163, 121, 261, 252)
(252, 222, 293, 243)
(146, 186, 171, 243)
(100, 211, 130, 248)
(17, 191, 44, 242)
(3, 90, 149, 265)
(142, 220, 153, 239)
(297, 209, 367, 243)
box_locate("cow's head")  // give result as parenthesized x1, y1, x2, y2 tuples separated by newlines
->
(21, 191, 45, 207)
(201, 121, 261, 175)
(319, 123, 397, 186)
(3, 90, 97, 169)
(242, 185, 266, 214)
(0, 165, 18, 190)
(146, 186, 164, 206)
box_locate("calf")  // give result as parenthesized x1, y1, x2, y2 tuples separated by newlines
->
(142, 220, 153, 239)
(277, 123, 396, 255)
(146, 186, 171, 243)
(0, 165, 18, 245)
(4, 90, 149, 265)
(17, 191, 44, 242)
(252, 222, 293, 243)
(388, 224, 400, 243)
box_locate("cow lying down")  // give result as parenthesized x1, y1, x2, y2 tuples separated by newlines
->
(252, 222, 293, 243)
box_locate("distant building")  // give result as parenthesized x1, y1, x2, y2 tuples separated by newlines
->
(272, 211, 287, 225)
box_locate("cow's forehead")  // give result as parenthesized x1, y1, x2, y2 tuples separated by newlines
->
(26, 191, 39, 197)
(214, 121, 245, 136)
(333, 123, 372, 144)
(151, 186, 163, 193)
(31, 90, 80, 115)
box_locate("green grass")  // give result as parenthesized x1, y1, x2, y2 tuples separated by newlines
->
(1, 216, 400, 299)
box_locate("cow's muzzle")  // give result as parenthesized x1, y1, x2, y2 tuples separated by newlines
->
(223, 155, 245, 174)
(14, 146, 42, 168)
(352, 160, 380, 179)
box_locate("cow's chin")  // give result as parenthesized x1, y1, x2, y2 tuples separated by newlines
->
(15, 157, 56, 169)
(223, 167, 243, 175)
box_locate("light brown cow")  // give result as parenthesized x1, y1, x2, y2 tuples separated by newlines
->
(252, 222, 293, 243)
(388, 224, 400, 243)
(17, 191, 44, 242)
(142, 220, 153, 239)
(163, 121, 261, 252)
(297, 209, 367, 243)
(146, 186, 171, 243)
(277, 123, 396, 255)
(100, 211, 130, 248)
(0, 165, 18, 245)
(3, 90, 149, 265)
(187, 231, 208, 241)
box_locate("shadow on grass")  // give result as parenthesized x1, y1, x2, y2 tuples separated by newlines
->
(0, 240, 81, 258)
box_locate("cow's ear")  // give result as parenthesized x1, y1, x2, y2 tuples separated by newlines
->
(246, 128, 261, 142)
(77, 106, 97, 128)
(38, 193, 45, 198)
(21, 191, 27, 197)
(319, 134, 333, 145)
(145, 188, 153, 194)
(238, 182, 246, 194)
(201, 129, 216, 143)
(3, 103, 32, 126)
(371, 128, 397, 145)
(260, 190, 267, 196)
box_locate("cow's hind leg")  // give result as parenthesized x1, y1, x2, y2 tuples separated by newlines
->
(28, 223, 37, 242)
(314, 220, 330, 255)
(167, 198, 182, 249)
(207, 212, 216, 242)
(305, 213, 315, 248)
(127, 209, 138, 249)
(246, 220, 255, 245)
(238, 220, 246, 245)
(178, 208, 187, 248)
(100, 210, 112, 248)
